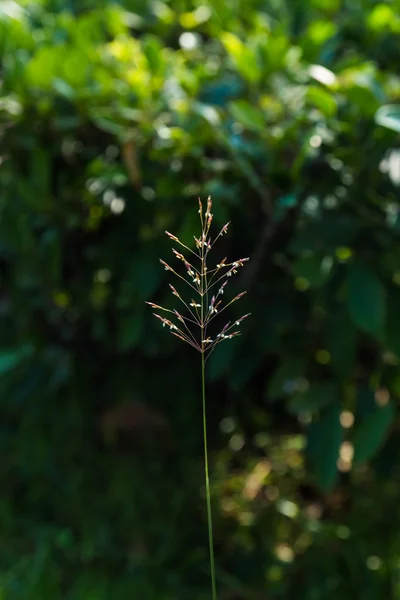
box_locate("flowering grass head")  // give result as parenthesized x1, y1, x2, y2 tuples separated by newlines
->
(146, 196, 250, 355)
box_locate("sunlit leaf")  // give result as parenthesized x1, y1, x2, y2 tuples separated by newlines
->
(375, 105, 400, 134)
(228, 100, 265, 132)
(221, 32, 261, 83)
(306, 86, 337, 116)
(367, 4, 400, 32)
(305, 20, 337, 46)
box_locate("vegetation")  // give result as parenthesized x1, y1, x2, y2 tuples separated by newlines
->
(1, 0, 400, 598)
(147, 196, 250, 600)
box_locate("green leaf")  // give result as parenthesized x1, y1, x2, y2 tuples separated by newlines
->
(208, 339, 238, 381)
(229, 347, 263, 391)
(273, 194, 298, 223)
(30, 149, 50, 198)
(221, 32, 261, 83)
(347, 262, 386, 338)
(356, 387, 377, 420)
(289, 382, 337, 415)
(53, 115, 83, 130)
(340, 68, 384, 115)
(0, 345, 33, 376)
(228, 100, 265, 132)
(375, 105, 400, 134)
(117, 315, 143, 351)
(26, 46, 58, 88)
(367, 5, 400, 32)
(307, 404, 343, 491)
(53, 78, 75, 99)
(326, 315, 357, 379)
(267, 358, 306, 400)
(129, 255, 161, 302)
(90, 115, 125, 136)
(311, 0, 340, 12)
(353, 403, 395, 465)
(305, 20, 337, 46)
(292, 254, 332, 287)
(347, 86, 380, 116)
(61, 49, 89, 88)
(386, 294, 400, 358)
(142, 35, 164, 75)
(306, 85, 337, 117)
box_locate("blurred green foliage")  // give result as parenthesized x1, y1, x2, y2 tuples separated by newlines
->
(2, 0, 400, 598)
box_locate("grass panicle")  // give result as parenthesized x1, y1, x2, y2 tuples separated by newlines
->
(146, 196, 250, 600)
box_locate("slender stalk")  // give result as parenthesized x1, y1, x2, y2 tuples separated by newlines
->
(201, 350, 217, 600)
(201, 225, 217, 600)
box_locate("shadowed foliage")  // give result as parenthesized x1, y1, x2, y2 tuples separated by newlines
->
(1, 0, 400, 598)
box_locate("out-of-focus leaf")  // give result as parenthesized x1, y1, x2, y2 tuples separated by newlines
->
(193, 102, 221, 126)
(347, 85, 381, 115)
(273, 194, 298, 223)
(199, 78, 243, 106)
(309, 64, 338, 87)
(291, 215, 359, 254)
(53, 78, 75, 99)
(289, 382, 337, 415)
(375, 105, 400, 134)
(228, 100, 265, 132)
(307, 404, 343, 491)
(89, 114, 125, 136)
(326, 315, 356, 379)
(208, 338, 239, 381)
(340, 68, 385, 115)
(221, 32, 261, 83)
(292, 254, 332, 287)
(353, 402, 395, 465)
(367, 4, 400, 32)
(229, 346, 263, 391)
(142, 35, 165, 75)
(347, 262, 386, 338)
(117, 315, 143, 351)
(267, 358, 306, 400)
(386, 294, 400, 358)
(306, 85, 337, 116)
(304, 20, 337, 46)
(356, 386, 378, 420)
(0, 345, 32, 375)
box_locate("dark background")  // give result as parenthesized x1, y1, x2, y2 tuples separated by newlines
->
(2, 0, 400, 598)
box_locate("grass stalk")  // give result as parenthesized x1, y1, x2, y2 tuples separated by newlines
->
(146, 196, 250, 599)
(202, 334, 217, 599)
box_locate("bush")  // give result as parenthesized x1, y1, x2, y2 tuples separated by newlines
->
(1, 1, 400, 598)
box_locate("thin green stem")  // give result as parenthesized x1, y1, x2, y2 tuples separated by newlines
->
(200, 220, 217, 600)
(201, 351, 217, 600)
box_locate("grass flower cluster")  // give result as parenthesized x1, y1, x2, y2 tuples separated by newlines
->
(147, 197, 250, 599)
(147, 196, 250, 355)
